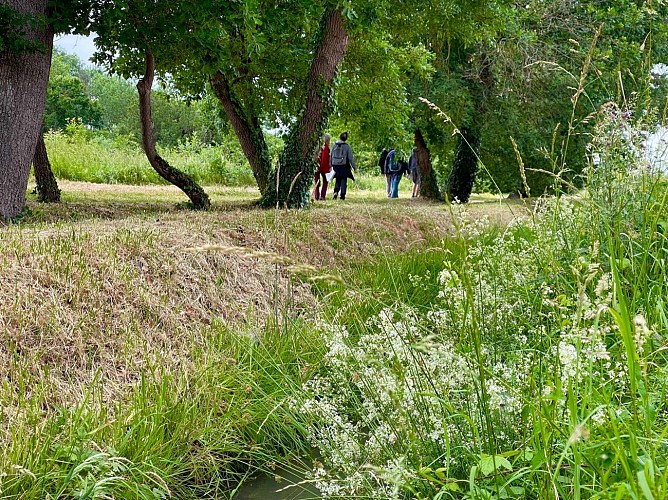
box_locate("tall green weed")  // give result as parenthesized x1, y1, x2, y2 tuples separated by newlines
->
(0, 321, 320, 499)
(295, 105, 668, 499)
(43, 122, 264, 187)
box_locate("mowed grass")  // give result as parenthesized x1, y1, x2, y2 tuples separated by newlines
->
(1, 181, 525, 498)
(22, 178, 517, 225)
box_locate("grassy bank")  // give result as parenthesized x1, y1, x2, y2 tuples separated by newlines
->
(2, 183, 520, 498)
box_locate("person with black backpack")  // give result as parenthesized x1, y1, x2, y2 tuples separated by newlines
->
(385, 148, 409, 198)
(330, 131, 356, 200)
(378, 147, 391, 197)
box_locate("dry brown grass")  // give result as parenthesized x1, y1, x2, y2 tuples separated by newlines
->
(1, 181, 528, 405)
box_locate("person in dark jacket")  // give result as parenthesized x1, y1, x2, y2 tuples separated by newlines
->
(408, 149, 420, 198)
(378, 147, 390, 197)
(313, 134, 331, 200)
(330, 131, 356, 200)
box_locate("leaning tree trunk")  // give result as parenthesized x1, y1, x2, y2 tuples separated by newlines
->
(261, 9, 349, 209)
(137, 49, 210, 210)
(210, 71, 271, 196)
(415, 128, 441, 200)
(0, 0, 52, 219)
(33, 132, 60, 202)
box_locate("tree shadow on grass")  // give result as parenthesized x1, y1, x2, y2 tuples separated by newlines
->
(20, 196, 262, 226)
(15, 182, 528, 227)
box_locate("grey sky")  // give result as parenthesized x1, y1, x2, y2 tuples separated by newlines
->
(54, 34, 97, 65)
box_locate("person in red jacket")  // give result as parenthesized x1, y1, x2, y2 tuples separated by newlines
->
(313, 134, 331, 200)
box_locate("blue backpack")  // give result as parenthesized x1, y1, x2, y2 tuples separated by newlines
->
(386, 149, 401, 173)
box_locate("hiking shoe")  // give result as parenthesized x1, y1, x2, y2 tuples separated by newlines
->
(333, 193, 338, 200)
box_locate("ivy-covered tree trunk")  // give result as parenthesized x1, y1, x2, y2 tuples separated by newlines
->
(210, 71, 271, 196)
(415, 128, 441, 200)
(137, 49, 210, 210)
(33, 132, 60, 202)
(261, 9, 349, 209)
(445, 54, 492, 203)
(0, 0, 52, 218)
(446, 126, 480, 203)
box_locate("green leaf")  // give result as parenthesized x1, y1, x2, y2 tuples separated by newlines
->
(478, 454, 513, 476)
(638, 470, 655, 500)
(441, 482, 461, 492)
(638, 458, 656, 500)
(418, 466, 433, 476)
(616, 257, 631, 270)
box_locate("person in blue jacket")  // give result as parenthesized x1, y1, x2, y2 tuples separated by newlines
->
(385, 149, 409, 198)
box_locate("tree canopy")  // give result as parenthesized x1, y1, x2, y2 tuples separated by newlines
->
(1, 0, 667, 217)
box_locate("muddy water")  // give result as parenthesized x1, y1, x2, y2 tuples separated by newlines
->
(232, 470, 321, 500)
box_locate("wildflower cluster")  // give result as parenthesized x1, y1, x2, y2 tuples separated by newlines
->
(296, 105, 668, 498)
(587, 102, 665, 237)
(299, 310, 477, 497)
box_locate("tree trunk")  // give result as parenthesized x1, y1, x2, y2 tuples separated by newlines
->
(446, 127, 480, 203)
(137, 49, 210, 210)
(415, 128, 441, 200)
(210, 71, 271, 196)
(33, 132, 60, 202)
(262, 9, 349, 209)
(0, 0, 52, 219)
(445, 53, 492, 203)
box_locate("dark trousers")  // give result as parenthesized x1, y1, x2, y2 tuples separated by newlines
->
(313, 172, 329, 200)
(333, 176, 348, 200)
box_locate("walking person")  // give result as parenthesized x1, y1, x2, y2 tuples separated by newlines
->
(408, 148, 420, 198)
(385, 148, 408, 198)
(330, 131, 356, 200)
(378, 147, 391, 197)
(313, 134, 331, 200)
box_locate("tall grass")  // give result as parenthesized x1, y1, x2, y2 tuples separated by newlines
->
(0, 320, 322, 498)
(292, 104, 668, 499)
(44, 122, 260, 186)
(0, 214, 328, 498)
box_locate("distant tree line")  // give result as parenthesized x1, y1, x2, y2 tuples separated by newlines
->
(45, 48, 222, 147)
